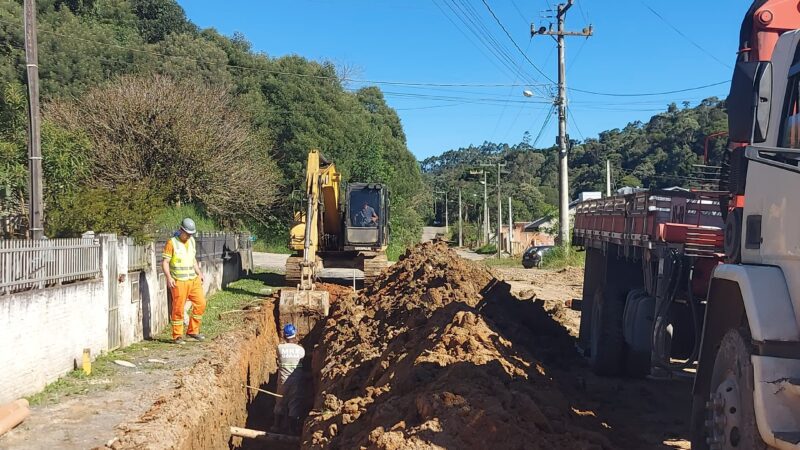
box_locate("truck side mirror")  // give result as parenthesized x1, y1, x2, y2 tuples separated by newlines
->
(728, 61, 772, 143)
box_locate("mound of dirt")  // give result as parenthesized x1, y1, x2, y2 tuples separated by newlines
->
(304, 241, 610, 449)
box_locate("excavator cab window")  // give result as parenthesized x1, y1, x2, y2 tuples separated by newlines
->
(349, 188, 382, 228)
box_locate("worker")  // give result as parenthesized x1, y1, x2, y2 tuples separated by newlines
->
(161, 218, 206, 344)
(355, 201, 379, 227)
(273, 323, 306, 434)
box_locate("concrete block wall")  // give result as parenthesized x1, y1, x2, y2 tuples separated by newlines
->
(0, 234, 248, 404)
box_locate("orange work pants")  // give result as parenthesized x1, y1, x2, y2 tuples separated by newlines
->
(170, 277, 206, 339)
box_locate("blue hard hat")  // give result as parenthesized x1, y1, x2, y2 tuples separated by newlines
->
(283, 324, 297, 338)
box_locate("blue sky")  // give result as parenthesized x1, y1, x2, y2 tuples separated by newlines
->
(177, 0, 747, 159)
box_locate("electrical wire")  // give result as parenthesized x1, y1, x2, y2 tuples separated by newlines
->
(570, 80, 730, 97)
(0, 16, 730, 100)
(480, 0, 556, 84)
(638, 1, 732, 69)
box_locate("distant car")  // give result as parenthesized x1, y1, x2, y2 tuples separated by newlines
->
(522, 245, 554, 268)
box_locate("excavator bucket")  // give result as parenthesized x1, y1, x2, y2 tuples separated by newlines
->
(278, 287, 330, 338)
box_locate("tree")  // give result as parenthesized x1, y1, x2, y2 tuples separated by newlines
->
(47, 74, 280, 222)
(129, 0, 195, 43)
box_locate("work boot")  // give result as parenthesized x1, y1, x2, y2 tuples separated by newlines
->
(173, 337, 185, 345)
(186, 333, 205, 341)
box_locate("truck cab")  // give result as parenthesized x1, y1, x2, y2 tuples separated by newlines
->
(692, 29, 800, 450)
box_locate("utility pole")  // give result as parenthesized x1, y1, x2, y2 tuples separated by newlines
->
(483, 171, 489, 246)
(496, 162, 502, 258)
(24, 0, 43, 239)
(532, 0, 592, 247)
(606, 159, 611, 197)
(458, 188, 463, 247)
(444, 190, 449, 235)
(508, 196, 513, 254)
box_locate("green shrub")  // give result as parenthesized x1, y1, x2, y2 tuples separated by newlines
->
(46, 182, 163, 242)
(155, 204, 219, 233)
(541, 246, 586, 269)
(475, 243, 497, 255)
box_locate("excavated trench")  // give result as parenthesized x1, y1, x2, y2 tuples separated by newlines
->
(104, 296, 289, 450)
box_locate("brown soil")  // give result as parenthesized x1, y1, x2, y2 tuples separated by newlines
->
(304, 241, 613, 449)
(315, 282, 355, 305)
(103, 298, 280, 450)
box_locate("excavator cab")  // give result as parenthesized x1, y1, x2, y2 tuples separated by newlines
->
(344, 183, 389, 251)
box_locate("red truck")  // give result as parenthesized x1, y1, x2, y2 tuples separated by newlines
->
(574, 1, 800, 448)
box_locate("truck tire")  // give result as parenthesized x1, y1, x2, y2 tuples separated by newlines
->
(622, 289, 653, 378)
(701, 328, 767, 450)
(589, 286, 626, 376)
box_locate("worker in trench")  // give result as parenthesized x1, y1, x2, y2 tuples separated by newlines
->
(161, 218, 206, 345)
(273, 323, 307, 434)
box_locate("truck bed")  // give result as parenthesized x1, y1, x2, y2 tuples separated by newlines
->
(573, 189, 725, 257)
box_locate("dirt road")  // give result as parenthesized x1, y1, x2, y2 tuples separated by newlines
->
(492, 265, 692, 449)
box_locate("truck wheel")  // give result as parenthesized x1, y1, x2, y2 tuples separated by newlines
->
(589, 287, 626, 376)
(623, 289, 652, 378)
(703, 328, 767, 450)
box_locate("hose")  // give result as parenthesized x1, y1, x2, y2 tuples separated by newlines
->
(652, 249, 682, 371)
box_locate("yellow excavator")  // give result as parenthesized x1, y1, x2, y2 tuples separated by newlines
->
(279, 149, 389, 336)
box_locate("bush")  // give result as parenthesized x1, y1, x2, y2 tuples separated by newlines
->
(475, 244, 497, 255)
(47, 74, 280, 223)
(46, 182, 163, 242)
(541, 246, 586, 269)
(154, 205, 219, 234)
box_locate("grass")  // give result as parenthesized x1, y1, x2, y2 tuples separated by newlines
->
(540, 246, 586, 269)
(253, 238, 292, 254)
(475, 244, 497, 255)
(482, 256, 524, 268)
(154, 204, 220, 233)
(27, 271, 278, 407)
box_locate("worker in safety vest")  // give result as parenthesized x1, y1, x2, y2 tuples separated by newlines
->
(161, 218, 206, 344)
(273, 323, 306, 434)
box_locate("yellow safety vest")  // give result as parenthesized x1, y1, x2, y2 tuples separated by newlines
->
(168, 237, 197, 281)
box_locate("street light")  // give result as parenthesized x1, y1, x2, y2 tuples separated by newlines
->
(522, 89, 535, 98)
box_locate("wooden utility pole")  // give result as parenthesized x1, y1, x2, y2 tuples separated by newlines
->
(532, 0, 592, 246)
(458, 188, 463, 247)
(24, 0, 43, 239)
(606, 159, 611, 197)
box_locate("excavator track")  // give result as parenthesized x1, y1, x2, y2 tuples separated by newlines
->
(285, 256, 303, 285)
(362, 253, 389, 286)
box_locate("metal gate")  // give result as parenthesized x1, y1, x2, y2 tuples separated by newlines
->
(107, 235, 120, 350)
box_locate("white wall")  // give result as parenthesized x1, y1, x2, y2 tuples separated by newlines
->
(0, 279, 107, 403)
(0, 234, 248, 404)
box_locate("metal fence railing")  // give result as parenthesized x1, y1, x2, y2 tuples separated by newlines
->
(126, 239, 151, 272)
(0, 238, 102, 295)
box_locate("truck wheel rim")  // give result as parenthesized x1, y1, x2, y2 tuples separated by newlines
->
(706, 375, 742, 449)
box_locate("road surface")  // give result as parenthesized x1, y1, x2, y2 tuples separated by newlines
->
(253, 251, 364, 281)
(421, 226, 446, 242)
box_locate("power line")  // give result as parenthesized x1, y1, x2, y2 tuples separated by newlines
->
(0, 16, 730, 102)
(567, 107, 584, 141)
(570, 80, 730, 97)
(638, 1, 732, 69)
(480, 0, 556, 84)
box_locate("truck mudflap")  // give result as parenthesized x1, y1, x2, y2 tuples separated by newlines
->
(753, 355, 800, 448)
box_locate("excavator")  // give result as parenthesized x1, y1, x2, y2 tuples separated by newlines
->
(278, 149, 389, 336)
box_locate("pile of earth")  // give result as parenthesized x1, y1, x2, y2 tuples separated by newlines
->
(303, 241, 611, 449)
